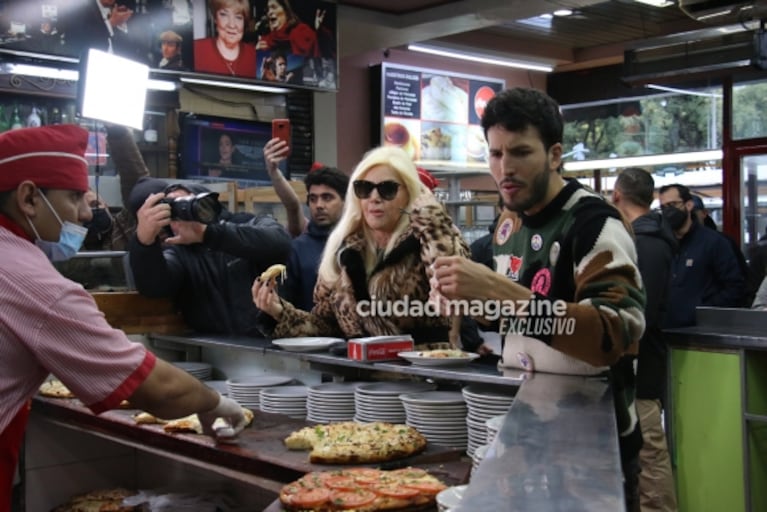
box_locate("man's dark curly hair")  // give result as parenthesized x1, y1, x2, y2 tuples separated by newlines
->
(304, 166, 349, 201)
(480, 87, 563, 152)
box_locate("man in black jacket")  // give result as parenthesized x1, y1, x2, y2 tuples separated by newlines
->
(128, 179, 291, 337)
(613, 168, 677, 512)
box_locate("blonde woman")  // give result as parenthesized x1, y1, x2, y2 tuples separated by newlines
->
(252, 146, 468, 348)
(194, 0, 257, 77)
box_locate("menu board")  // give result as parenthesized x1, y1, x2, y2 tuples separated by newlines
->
(379, 63, 505, 168)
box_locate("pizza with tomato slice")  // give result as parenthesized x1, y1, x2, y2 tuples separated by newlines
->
(279, 467, 448, 512)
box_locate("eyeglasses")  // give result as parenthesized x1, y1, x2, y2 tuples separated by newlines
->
(353, 180, 401, 201)
(662, 200, 686, 209)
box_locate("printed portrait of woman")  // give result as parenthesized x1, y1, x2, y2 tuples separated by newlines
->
(194, 0, 257, 77)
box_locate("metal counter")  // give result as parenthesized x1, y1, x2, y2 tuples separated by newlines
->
(150, 333, 625, 511)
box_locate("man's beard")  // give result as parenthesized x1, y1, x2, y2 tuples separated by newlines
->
(503, 164, 552, 214)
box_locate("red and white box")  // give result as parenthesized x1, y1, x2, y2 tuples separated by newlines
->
(347, 335, 414, 362)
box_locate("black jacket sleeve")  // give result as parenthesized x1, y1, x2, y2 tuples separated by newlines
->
(203, 214, 291, 266)
(128, 236, 186, 298)
(635, 235, 673, 332)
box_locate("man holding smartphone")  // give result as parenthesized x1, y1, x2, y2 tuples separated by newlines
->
(264, 118, 308, 237)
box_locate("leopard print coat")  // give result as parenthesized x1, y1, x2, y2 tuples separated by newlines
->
(270, 193, 469, 346)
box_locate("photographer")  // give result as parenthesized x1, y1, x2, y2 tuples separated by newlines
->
(128, 179, 291, 337)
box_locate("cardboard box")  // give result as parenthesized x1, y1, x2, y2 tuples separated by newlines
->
(347, 335, 414, 362)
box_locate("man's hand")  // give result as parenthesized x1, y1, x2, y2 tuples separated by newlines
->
(165, 220, 206, 245)
(136, 192, 171, 245)
(197, 394, 248, 439)
(263, 137, 290, 176)
(433, 255, 502, 301)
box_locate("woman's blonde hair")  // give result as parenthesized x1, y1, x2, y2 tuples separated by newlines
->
(317, 145, 427, 282)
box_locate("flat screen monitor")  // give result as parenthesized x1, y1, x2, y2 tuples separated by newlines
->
(179, 113, 281, 185)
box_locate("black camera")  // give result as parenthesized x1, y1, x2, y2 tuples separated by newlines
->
(161, 192, 222, 224)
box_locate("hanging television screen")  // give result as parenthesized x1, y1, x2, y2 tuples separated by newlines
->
(178, 113, 285, 186)
(0, 0, 338, 92)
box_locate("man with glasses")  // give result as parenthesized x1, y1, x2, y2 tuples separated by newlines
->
(658, 183, 746, 327)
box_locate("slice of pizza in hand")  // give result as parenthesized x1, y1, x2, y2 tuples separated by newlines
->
(260, 263, 287, 284)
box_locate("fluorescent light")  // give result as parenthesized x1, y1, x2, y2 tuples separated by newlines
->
(179, 77, 291, 93)
(563, 150, 722, 172)
(9, 63, 78, 81)
(147, 78, 177, 91)
(8, 63, 175, 91)
(632, 0, 673, 7)
(553, 9, 573, 16)
(646, 84, 722, 98)
(407, 44, 553, 72)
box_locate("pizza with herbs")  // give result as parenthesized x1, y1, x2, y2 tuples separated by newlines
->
(284, 421, 427, 464)
(280, 467, 448, 512)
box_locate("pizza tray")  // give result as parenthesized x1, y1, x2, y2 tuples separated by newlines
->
(33, 397, 471, 486)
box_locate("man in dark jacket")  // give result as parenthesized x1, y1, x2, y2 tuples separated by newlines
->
(613, 168, 677, 512)
(659, 184, 746, 327)
(280, 166, 348, 311)
(129, 179, 291, 337)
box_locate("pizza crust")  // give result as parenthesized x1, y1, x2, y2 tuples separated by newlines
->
(133, 407, 254, 434)
(260, 263, 287, 283)
(39, 379, 76, 399)
(51, 488, 140, 512)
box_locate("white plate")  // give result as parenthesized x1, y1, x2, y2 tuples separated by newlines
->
(398, 351, 480, 366)
(271, 337, 345, 352)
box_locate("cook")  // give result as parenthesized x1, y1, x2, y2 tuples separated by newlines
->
(0, 125, 247, 511)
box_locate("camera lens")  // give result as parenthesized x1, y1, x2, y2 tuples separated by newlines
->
(192, 193, 222, 224)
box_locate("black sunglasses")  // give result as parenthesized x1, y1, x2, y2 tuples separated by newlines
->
(353, 180, 401, 201)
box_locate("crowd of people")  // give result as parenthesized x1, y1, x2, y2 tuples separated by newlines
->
(3, 86, 766, 512)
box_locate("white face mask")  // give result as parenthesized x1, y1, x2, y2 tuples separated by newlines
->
(26, 192, 88, 262)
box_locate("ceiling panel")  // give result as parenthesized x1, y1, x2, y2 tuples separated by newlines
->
(336, 0, 755, 71)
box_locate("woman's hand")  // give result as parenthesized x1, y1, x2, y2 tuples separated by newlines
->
(252, 277, 284, 319)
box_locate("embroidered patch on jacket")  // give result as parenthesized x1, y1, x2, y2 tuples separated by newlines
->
(531, 234, 543, 251)
(496, 218, 514, 245)
(531, 268, 552, 296)
(508, 255, 523, 281)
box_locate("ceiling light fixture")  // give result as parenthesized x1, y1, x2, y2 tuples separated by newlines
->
(553, 9, 574, 16)
(179, 77, 291, 93)
(632, 0, 674, 7)
(562, 149, 722, 172)
(6, 63, 177, 91)
(407, 44, 553, 72)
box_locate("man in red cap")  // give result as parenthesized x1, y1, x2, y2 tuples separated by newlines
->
(0, 125, 247, 511)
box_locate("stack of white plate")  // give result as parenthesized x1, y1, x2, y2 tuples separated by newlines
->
(400, 391, 468, 450)
(485, 414, 505, 444)
(172, 361, 213, 381)
(471, 443, 490, 475)
(461, 384, 515, 456)
(226, 375, 293, 411)
(204, 380, 229, 396)
(260, 385, 309, 419)
(354, 381, 436, 423)
(306, 382, 361, 423)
